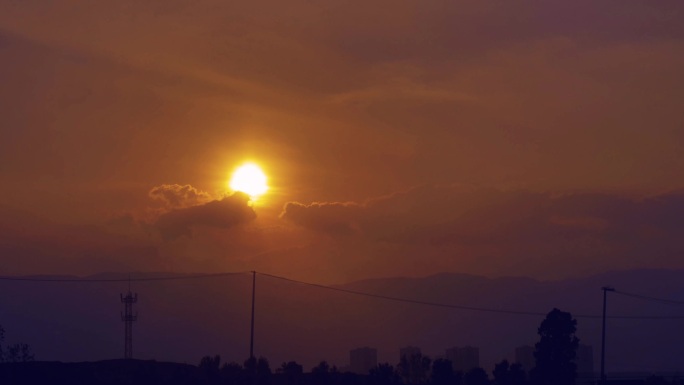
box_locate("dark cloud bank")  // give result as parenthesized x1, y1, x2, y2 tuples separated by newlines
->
(281, 186, 684, 276)
(153, 191, 256, 241)
(148, 184, 212, 209)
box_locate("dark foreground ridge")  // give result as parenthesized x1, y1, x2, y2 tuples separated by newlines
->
(0, 359, 198, 385)
(0, 359, 376, 385)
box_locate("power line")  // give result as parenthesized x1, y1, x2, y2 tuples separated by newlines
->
(2, 270, 684, 320)
(614, 290, 684, 306)
(255, 272, 684, 320)
(257, 272, 550, 316)
(0, 271, 249, 282)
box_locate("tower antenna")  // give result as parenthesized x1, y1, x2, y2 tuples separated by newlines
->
(121, 278, 138, 359)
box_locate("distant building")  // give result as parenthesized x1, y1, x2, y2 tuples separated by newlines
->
(350, 347, 378, 375)
(445, 347, 457, 366)
(445, 346, 480, 372)
(514, 345, 535, 372)
(433, 353, 446, 361)
(576, 344, 594, 375)
(399, 346, 422, 363)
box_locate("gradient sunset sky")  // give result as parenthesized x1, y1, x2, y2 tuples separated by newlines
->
(1, 1, 683, 283)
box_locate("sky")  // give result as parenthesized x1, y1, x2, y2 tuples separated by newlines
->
(1, 0, 684, 284)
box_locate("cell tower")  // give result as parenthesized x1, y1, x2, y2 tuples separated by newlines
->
(120, 288, 138, 359)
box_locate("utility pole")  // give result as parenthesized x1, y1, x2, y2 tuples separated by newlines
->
(601, 286, 615, 384)
(250, 271, 256, 360)
(121, 288, 138, 359)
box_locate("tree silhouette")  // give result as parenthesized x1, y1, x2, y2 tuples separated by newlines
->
(397, 353, 431, 384)
(244, 356, 272, 385)
(221, 362, 246, 385)
(369, 363, 400, 385)
(430, 358, 455, 385)
(530, 308, 579, 385)
(453, 371, 464, 385)
(0, 324, 34, 363)
(464, 367, 489, 385)
(645, 375, 667, 385)
(492, 360, 526, 385)
(278, 361, 303, 385)
(312, 361, 332, 385)
(199, 355, 221, 384)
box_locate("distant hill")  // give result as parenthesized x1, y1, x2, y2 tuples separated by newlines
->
(1, 269, 684, 373)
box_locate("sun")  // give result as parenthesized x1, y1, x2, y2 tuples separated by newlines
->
(229, 163, 268, 199)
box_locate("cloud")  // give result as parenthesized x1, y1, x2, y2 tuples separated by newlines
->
(149, 184, 213, 209)
(280, 201, 363, 236)
(280, 184, 495, 237)
(327, 76, 476, 106)
(2, 1, 684, 282)
(2, 1, 684, 206)
(154, 192, 256, 240)
(280, 186, 684, 278)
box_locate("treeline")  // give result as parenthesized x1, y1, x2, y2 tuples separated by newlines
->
(0, 324, 34, 363)
(197, 355, 677, 385)
(197, 354, 522, 385)
(198, 308, 577, 385)
(195, 308, 673, 385)
(1, 309, 678, 384)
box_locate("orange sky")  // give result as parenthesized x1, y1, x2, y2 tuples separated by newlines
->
(1, 1, 684, 283)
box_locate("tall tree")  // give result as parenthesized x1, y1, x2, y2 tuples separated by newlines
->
(530, 308, 579, 385)
(507, 363, 526, 385)
(0, 325, 4, 362)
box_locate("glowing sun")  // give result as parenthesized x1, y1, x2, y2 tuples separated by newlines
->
(229, 163, 268, 199)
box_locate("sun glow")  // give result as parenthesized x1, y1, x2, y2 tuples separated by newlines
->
(229, 163, 268, 199)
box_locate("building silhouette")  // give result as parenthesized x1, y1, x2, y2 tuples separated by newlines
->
(399, 346, 422, 362)
(514, 345, 535, 372)
(445, 346, 480, 372)
(349, 347, 377, 375)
